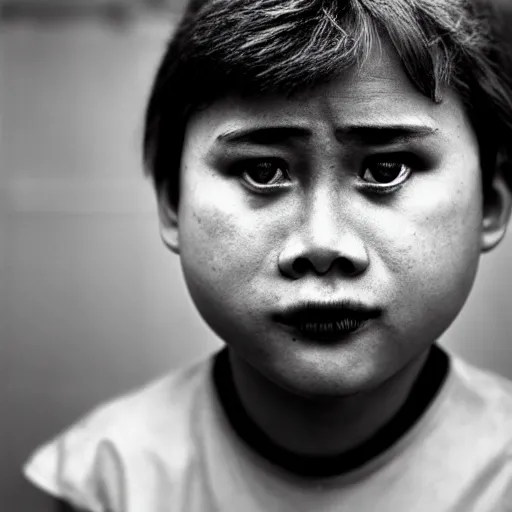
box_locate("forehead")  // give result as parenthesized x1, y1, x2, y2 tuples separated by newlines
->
(185, 42, 473, 146)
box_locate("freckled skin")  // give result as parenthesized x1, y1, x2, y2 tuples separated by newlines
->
(176, 46, 483, 398)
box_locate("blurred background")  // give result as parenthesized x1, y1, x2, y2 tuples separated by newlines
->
(2, 0, 512, 510)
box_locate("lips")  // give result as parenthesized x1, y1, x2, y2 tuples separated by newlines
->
(274, 301, 381, 341)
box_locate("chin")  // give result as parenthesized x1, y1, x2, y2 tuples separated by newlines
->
(269, 367, 383, 400)
(259, 341, 399, 400)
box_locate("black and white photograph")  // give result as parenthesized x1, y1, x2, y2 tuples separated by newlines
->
(3, 0, 512, 510)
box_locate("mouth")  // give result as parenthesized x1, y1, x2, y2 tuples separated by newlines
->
(274, 300, 381, 341)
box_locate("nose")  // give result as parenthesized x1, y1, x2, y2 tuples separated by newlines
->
(278, 195, 370, 280)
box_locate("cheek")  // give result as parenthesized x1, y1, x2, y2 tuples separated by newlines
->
(177, 174, 276, 306)
(375, 165, 483, 329)
(413, 173, 481, 270)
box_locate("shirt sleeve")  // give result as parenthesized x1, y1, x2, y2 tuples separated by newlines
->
(23, 423, 124, 512)
(23, 477, 93, 512)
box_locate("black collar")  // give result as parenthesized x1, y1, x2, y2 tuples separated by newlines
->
(212, 344, 449, 478)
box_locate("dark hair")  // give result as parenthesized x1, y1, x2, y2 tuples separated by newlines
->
(143, 0, 512, 207)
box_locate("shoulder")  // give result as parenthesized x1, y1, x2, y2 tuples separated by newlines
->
(449, 352, 512, 417)
(422, 353, 512, 506)
(440, 350, 512, 452)
(23, 355, 215, 511)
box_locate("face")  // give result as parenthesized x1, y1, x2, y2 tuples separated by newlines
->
(166, 45, 493, 398)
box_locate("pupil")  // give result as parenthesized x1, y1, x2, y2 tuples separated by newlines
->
(252, 165, 276, 183)
(373, 163, 401, 183)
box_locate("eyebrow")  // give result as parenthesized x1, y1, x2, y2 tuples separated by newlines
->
(216, 126, 310, 145)
(216, 124, 439, 146)
(336, 124, 439, 145)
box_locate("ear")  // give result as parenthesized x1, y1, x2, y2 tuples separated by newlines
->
(157, 190, 180, 254)
(481, 169, 512, 253)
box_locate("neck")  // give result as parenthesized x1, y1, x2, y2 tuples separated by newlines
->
(227, 348, 431, 459)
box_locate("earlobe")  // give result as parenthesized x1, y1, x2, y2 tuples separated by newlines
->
(481, 170, 512, 253)
(158, 192, 180, 254)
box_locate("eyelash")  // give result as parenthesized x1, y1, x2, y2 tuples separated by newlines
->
(358, 153, 419, 193)
(231, 158, 290, 192)
(230, 153, 422, 193)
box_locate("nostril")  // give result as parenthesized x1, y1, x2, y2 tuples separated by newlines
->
(337, 257, 357, 276)
(292, 258, 310, 275)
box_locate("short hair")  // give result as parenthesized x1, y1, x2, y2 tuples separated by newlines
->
(143, 0, 512, 208)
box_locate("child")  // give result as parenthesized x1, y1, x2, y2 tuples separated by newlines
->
(24, 0, 512, 510)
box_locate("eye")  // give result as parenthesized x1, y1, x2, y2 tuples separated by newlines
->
(360, 155, 414, 190)
(236, 159, 290, 189)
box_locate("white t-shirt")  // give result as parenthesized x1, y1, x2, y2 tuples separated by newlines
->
(24, 350, 512, 512)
